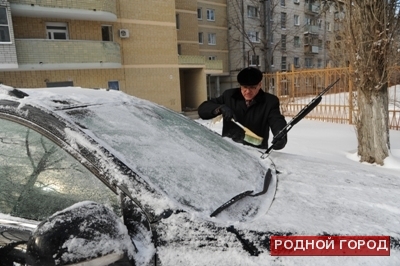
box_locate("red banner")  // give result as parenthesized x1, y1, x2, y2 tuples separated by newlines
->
(270, 235, 390, 256)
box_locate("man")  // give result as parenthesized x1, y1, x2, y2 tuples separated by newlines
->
(198, 67, 287, 150)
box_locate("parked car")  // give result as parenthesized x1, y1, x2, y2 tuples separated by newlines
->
(0, 85, 277, 266)
(0, 85, 399, 266)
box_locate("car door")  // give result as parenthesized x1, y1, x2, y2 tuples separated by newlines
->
(0, 116, 141, 265)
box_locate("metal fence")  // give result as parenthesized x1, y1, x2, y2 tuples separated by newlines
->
(264, 67, 400, 130)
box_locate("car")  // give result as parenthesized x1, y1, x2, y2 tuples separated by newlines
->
(0, 84, 399, 266)
(0, 84, 277, 266)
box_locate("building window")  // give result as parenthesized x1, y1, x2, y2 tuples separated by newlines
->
(294, 57, 300, 68)
(318, 19, 323, 29)
(0, 7, 11, 43)
(281, 34, 286, 50)
(326, 22, 332, 31)
(207, 9, 215, 21)
(281, 56, 287, 71)
(101, 25, 113, 41)
(46, 22, 69, 40)
(294, 36, 300, 47)
(294, 15, 300, 26)
(249, 54, 259, 66)
(304, 35, 310, 45)
(281, 12, 286, 29)
(199, 32, 203, 44)
(281, 0, 286, 7)
(305, 16, 311, 25)
(176, 14, 180, 29)
(317, 59, 323, 68)
(247, 6, 258, 18)
(177, 44, 182, 55)
(108, 81, 119, 90)
(305, 57, 313, 68)
(197, 8, 202, 20)
(208, 56, 216, 60)
(208, 33, 216, 45)
(248, 31, 260, 43)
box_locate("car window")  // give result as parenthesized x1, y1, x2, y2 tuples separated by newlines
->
(0, 118, 120, 221)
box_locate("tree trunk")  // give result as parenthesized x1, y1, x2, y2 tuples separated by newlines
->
(356, 84, 390, 165)
(343, 0, 394, 166)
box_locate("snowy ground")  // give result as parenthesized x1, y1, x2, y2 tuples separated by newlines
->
(2, 84, 400, 265)
(196, 117, 400, 266)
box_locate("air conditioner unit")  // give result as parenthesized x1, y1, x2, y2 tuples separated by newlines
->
(294, 0, 300, 3)
(119, 29, 129, 38)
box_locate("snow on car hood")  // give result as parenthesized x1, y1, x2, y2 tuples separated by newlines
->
(9, 87, 272, 219)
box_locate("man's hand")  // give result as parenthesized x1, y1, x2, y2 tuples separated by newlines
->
(217, 105, 236, 121)
(272, 135, 287, 150)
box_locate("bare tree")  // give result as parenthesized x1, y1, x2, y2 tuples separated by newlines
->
(331, 0, 400, 165)
(228, 0, 301, 73)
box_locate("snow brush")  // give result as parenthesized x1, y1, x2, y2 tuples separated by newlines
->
(231, 118, 263, 146)
(260, 78, 340, 159)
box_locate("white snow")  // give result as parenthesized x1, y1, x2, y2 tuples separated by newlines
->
(193, 108, 400, 265)
(1, 84, 400, 265)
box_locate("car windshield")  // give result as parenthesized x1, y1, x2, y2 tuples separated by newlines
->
(56, 91, 270, 214)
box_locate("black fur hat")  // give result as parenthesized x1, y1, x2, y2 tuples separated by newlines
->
(237, 67, 263, 86)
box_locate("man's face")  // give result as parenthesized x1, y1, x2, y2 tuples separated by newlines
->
(240, 82, 261, 101)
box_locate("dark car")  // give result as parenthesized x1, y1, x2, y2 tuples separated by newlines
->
(1, 85, 399, 266)
(0, 85, 277, 266)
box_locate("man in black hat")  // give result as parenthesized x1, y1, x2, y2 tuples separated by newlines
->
(198, 67, 287, 150)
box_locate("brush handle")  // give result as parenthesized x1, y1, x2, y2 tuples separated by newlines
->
(231, 119, 246, 130)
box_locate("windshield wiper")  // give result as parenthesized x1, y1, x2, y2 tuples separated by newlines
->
(210, 169, 272, 217)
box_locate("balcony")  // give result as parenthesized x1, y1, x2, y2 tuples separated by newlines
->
(178, 55, 223, 73)
(304, 25, 320, 34)
(15, 39, 121, 70)
(305, 3, 320, 14)
(304, 45, 319, 54)
(9, 0, 117, 22)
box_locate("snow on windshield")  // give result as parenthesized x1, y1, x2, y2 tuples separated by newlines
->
(65, 96, 269, 214)
(3, 87, 272, 219)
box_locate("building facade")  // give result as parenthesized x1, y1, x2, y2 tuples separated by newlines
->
(0, 0, 341, 110)
(224, 0, 339, 91)
(0, 0, 225, 112)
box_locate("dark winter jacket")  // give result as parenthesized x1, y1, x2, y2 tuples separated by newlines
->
(198, 88, 287, 149)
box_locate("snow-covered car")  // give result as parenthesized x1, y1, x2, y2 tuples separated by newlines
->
(0, 85, 277, 266)
(0, 85, 399, 266)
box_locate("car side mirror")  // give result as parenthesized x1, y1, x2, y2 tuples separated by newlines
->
(26, 201, 135, 266)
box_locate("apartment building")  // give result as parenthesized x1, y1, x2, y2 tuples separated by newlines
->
(0, 0, 225, 112)
(0, 0, 341, 108)
(196, 0, 229, 99)
(274, 0, 337, 70)
(175, 0, 228, 106)
(224, 0, 339, 91)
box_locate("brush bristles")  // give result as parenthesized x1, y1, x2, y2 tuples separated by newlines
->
(244, 134, 263, 146)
